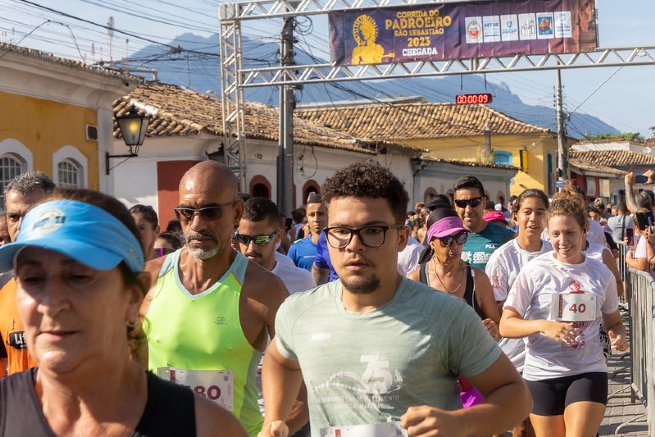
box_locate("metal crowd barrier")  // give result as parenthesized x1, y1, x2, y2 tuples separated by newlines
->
(616, 242, 630, 284)
(615, 268, 655, 435)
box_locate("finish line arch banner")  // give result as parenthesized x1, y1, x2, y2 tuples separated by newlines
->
(329, 0, 597, 66)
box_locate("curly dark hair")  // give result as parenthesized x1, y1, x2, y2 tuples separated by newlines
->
(321, 163, 409, 224)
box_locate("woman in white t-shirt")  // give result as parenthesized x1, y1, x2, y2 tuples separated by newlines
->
(487, 189, 551, 370)
(486, 189, 551, 437)
(499, 185, 628, 437)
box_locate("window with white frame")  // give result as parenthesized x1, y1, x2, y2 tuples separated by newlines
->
(52, 146, 87, 189)
(57, 159, 82, 189)
(0, 154, 25, 207)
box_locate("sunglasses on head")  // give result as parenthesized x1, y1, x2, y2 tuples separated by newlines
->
(174, 201, 234, 222)
(234, 230, 278, 246)
(437, 232, 468, 247)
(454, 197, 483, 208)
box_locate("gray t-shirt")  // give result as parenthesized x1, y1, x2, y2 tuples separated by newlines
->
(275, 278, 502, 435)
(606, 214, 633, 244)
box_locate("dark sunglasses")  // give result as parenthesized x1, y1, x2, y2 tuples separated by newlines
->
(234, 230, 278, 246)
(174, 201, 233, 222)
(154, 247, 175, 257)
(437, 232, 468, 247)
(454, 197, 483, 208)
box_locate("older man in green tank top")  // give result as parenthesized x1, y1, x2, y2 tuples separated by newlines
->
(141, 161, 305, 436)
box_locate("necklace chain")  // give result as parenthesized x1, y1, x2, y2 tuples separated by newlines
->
(431, 257, 465, 294)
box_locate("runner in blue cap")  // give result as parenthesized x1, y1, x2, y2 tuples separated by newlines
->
(0, 188, 245, 437)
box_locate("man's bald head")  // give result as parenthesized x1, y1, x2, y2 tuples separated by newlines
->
(176, 161, 243, 261)
(179, 161, 238, 195)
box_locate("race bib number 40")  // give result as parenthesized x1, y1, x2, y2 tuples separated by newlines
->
(157, 367, 234, 412)
(320, 422, 407, 437)
(551, 292, 597, 322)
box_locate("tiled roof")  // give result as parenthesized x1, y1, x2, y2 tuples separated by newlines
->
(0, 42, 142, 82)
(421, 156, 517, 170)
(569, 150, 655, 167)
(568, 158, 626, 176)
(574, 139, 637, 145)
(295, 102, 551, 139)
(113, 83, 422, 155)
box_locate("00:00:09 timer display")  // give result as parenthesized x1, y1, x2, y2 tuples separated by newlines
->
(455, 93, 493, 104)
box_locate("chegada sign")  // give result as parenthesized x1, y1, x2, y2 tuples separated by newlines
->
(329, 0, 597, 66)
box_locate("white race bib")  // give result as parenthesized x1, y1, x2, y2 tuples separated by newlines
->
(157, 367, 234, 412)
(320, 422, 407, 437)
(551, 292, 597, 322)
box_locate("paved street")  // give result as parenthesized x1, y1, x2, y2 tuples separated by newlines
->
(600, 354, 649, 436)
(600, 311, 650, 437)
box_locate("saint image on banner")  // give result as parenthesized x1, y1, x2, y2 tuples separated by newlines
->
(351, 14, 394, 65)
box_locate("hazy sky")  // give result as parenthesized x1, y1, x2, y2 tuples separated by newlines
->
(1, 0, 653, 137)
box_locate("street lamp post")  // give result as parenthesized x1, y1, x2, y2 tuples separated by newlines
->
(106, 104, 149, 175)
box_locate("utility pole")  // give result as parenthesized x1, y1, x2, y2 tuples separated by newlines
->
(107, 16, 114, 64)
(483, 123, 491, 162)
(555, 68, 568, 185)
(277, 15, 295, 217)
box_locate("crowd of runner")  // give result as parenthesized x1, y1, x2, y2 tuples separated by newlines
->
(0, 160, 648, 436)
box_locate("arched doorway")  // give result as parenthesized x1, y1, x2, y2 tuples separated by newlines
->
(423, 187, 438, 204)
(252, 183, 270, 198)
(249, 175, 271, 199)
(302, 179, 320, 205)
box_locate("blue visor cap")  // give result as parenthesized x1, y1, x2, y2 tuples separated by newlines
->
(0, 199, 144, 274)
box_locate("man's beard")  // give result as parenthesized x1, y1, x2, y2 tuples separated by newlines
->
(185, 230, 221, 260)
(341, 275, 380, 294)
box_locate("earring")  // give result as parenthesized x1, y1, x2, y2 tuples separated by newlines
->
(126, 320, 137, 330)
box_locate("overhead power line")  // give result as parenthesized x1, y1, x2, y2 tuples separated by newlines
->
(14, 0, 220, 57)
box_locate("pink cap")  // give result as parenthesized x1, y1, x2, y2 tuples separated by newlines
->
(427, 216, 469, 241)
(483, 211, 507, 223)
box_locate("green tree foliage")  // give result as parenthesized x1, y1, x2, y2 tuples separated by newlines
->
(583, 132, 645, 142)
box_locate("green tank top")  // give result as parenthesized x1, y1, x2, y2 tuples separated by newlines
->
(147, 250, 263, 436)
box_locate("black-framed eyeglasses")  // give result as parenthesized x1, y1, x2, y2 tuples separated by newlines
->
(437, 232, 468, 247)
(454, 197, 483, 208)
(234, 230, 278, 246)
(324, 224, 401, 249)
(174, 201, 234, 222)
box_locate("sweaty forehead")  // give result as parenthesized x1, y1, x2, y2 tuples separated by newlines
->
(5, 189, 48, 212)
(306, 203, 325, 214)
(179, 176, 236, 204)
(239, 218, 277, 233)
(327, 197, 395, 225)
(455, 188, 483, 199)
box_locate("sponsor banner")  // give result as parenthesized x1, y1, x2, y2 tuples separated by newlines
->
(329, 0, 596, 66)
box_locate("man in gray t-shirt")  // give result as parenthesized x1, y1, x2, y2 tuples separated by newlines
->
(260, 164, 531, 437)
(606, 203, 633, 244)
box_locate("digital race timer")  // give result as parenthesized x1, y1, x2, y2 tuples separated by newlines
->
(455, 93, 493, 104)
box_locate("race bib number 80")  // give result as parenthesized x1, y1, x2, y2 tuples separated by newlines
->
(157, 367, 234, 412)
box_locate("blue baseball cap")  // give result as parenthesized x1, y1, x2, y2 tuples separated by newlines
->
(0, 199, 144, 273)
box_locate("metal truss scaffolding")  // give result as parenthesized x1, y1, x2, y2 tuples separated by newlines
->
(240, 46, 655, 87)
(219, 0, 655, 183)
(219, 3, 247, 191)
